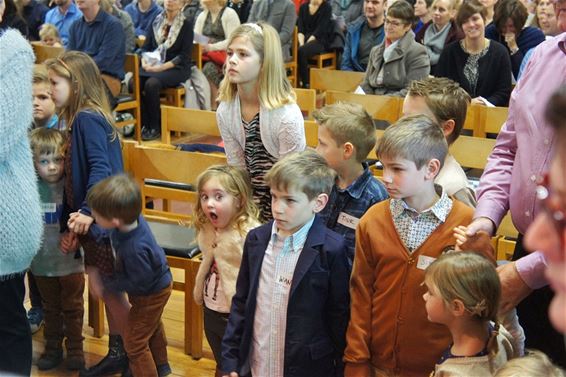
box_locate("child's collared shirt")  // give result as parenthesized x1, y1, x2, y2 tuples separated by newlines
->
(251, 217, 315, 377)
(319, 163, 388, 264)
(390, 186, 452, 253)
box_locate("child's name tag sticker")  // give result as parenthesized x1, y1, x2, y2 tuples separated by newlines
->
(276, 274, 292, 288)
(337, 212, 360, 230)
(41, 202, 57, 213)
(416, 255, 436, 270)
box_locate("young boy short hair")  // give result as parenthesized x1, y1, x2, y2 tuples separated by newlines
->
(87, 174, 173, 377)
(403, 77, 476, 207)
(221, 149, 351, 377)
(32, 64, 59, 129)
(344, 115, 474, 377)
(315, 102, 388, 265)
(29, 128, 86, 371)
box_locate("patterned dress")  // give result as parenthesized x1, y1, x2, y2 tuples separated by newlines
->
(243, 113, 277, 222)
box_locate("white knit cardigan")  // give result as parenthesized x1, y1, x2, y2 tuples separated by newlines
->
(0, 30, 43, 279)
(216, 95, 306, 167)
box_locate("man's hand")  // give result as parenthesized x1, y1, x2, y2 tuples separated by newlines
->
(465, 217, 496, 237)
(497, 262, 533, 313)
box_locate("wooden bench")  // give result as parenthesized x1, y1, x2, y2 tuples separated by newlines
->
(326, 90, 402, 124)
(115, 53, 142, 142)
(310, 68, 365, 95)
(31, 41, 64, 63)
(160, 105, 220, 145)
(294, 88, 317, 119)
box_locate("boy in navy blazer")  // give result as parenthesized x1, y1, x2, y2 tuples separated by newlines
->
(221, 150, 351, 377)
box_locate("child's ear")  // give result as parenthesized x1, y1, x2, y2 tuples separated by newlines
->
(111, 218, 122, 228)
(440, 119, 456, 140)
(343, 142, 355, 159)
(425, 158, 441, 180)
(312, 193, 329, 214)
(450, 299, 467, 317)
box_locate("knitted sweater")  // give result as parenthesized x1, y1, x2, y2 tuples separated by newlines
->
(193, 218, 260, 309)
(344, 199, 473, 377)
(0, 30, 43, 280)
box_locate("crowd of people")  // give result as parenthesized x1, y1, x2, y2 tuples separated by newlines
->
(0, 0, 566, 376)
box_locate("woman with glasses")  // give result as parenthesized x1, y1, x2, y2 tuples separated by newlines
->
(360, 0, 430, 96)
(436, 0, 512, 106)
(138, 0, 194, 141)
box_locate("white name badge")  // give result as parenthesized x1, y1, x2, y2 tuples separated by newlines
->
(337, 212, 360, 230)
(416, 255, 436, 270)
(276, 274, 292, 288)
(41, 203, 57, 213)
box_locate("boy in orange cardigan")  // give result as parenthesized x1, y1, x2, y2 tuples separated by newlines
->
(344, 115, 474, 377)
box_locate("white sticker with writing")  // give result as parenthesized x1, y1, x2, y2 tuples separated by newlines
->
(417, 255, 436, 270)
(41, 203, 57, 213)
(276, 274, 292, 288)
(337, 212, 360, 230)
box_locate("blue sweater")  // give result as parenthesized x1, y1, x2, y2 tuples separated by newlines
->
(341, 17, 384, 72)
(485, 25, 545, 78)
(124, 0, 162, 37)
(102, 216, 172, 296)
(63, 111, 123, 224)
(68, 9, 126, 79)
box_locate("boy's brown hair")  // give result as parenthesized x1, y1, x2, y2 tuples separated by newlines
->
(313, 102, 377, 162)
(29, 127, 66, 157)
(87, 174, 142, 224)
(265, 150, 335, 200)
(33, 64, 50, 85)
(407, 77, 471, 145)
(456, 0, 487, 27)
(377, 114, 448, 170)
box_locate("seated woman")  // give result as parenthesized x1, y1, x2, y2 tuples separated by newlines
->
(139, 0, 194, 141)
(297, 0, 334, 88)
(485, 0, 545, 78)
(361, 0, 430, 96)
(415, 0, 463, 75)
(413, 0, 433, 34)
(194, 0, 240, 109)
(436, 0, 512, 106)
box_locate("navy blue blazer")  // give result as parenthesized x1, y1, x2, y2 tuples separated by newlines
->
(221, 216, 350, 377)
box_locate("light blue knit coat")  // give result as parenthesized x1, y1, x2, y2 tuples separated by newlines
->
(0, 29, 43, 280)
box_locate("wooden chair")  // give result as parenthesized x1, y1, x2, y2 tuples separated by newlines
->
(31, 41, 64, 63)
(310, 68, 365, 95)
(160, 105, 220, 145)
(461, 104, 481, 135)
(477, 106, 509, 137)
(285, 27, 298, 87)
(326, 90, 402, 124)
(160, 43, 203, 107)
(126, 143, 227, 357)
(304, 119, 318, 148)
(115, 53, 142, 142)
(308, 51, 337, 70)
(294, 88, 317, 119)
(496, 213, 518, 261)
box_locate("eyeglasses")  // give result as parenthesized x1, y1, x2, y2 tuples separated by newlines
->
(536, 173, 566, 243)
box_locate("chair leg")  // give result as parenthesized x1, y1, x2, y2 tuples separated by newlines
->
(88, 291, 105, 338)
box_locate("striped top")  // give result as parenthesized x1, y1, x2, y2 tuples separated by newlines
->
(244, 113, 277, 222)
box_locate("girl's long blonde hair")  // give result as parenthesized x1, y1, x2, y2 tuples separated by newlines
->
(194, 165, 260, 235)
(425, 252, 502, 372)
(217, 22, 296, 109)
(45, 51, 117, 138)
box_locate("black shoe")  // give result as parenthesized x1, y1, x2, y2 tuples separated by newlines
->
(37, 350, 63, 371)
(142, 128, 161, 141)
(157, 363, 172, 377)
(79, 335, 128, 377)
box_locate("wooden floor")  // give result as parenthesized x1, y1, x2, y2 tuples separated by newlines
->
(29, 273, 217, 377)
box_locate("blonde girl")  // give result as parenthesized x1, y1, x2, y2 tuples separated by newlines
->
(423, 252, 515, 376)
(39, 23, 62, 47)
(45, 51, 130, 376)
(193, 165, 260, 375)
(216, 22, 306, 222)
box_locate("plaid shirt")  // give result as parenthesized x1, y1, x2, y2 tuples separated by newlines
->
(390, 185, 452, 253)
(319, 164, 388, 264)
(250, 217, 315, 377)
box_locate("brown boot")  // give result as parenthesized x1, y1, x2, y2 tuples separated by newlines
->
(38, 340, 63, 371)
(65, 336, 85, 370)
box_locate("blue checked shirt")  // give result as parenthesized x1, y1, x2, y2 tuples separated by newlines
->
(250, 217, 315, 377)
(319, 163, 388, 264)
(390, 185, 453, 253)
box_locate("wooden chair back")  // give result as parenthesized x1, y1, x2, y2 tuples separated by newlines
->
(326, 90, 402, 124)
(115, 53, 142, 142)
(31, 41, 64, 63)
(310, 68, 365, 94)
(160, 105, 220, 145)
(294, 88, 317, 119)
(478, 106, 508, 137)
